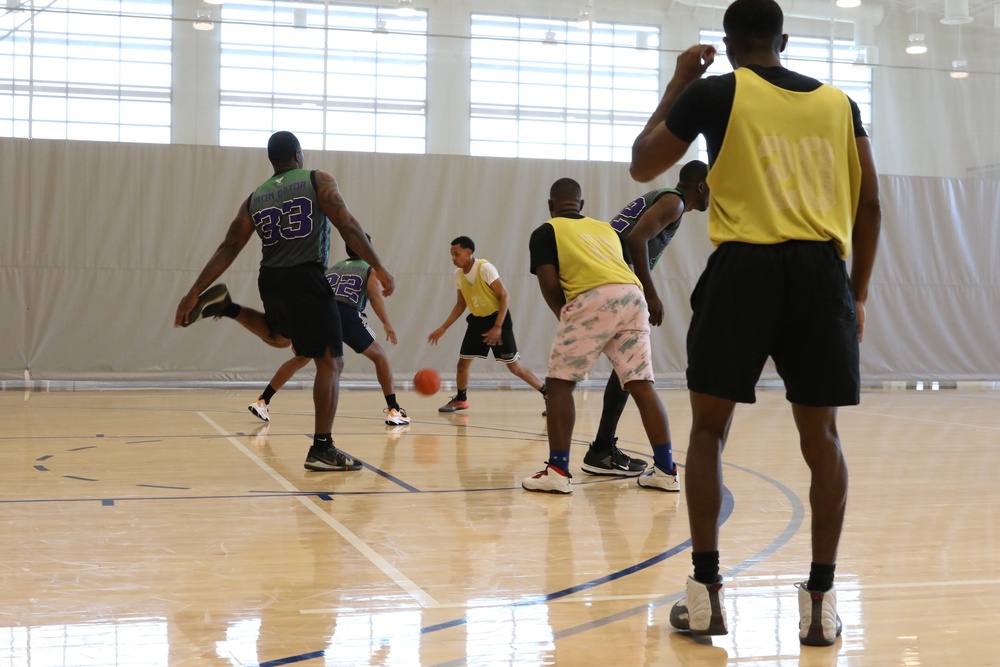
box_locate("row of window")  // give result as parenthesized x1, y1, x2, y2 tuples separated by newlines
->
(0, 1, 871, 162)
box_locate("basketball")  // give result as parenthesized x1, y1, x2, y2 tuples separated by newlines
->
(413, 368, 441, 396)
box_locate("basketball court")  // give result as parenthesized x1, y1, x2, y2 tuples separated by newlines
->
(4, 383, 998, 666)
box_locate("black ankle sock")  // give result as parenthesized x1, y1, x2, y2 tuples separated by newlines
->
(312, 433, 332, 450)
(222, 302, 241, 318)
(807, 562, 836, 592)
(260, 384, 276, 404)
(692, 551, 720, 584)
(385, 393, 398, 409)
(456, 389, 467, 401)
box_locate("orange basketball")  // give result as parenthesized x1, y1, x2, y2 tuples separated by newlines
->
(413, 368, 441, 396)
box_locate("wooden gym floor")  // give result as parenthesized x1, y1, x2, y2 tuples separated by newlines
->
(2, 384, 999, 666)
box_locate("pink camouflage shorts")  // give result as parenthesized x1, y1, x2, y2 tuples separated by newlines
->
(546, 283, 654, 385)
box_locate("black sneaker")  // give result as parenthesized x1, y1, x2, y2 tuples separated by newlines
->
(581, 440, 648, 476)
(183, 284, 232, 327)
(304, 443, 363, 471)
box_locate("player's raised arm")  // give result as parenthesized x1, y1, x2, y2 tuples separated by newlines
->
(175, 198, 255, 327)
(313, 169, 394, 296)
(631, 45, 715, 183)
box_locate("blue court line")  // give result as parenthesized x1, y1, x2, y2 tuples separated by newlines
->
(0, 477, 629, 506)
(247, 459, 807, 667)
(257, 651, 325, 667)
(245, 487, 736, 667)
(425, 467, 807, 667)
(360, 460, 422, 492)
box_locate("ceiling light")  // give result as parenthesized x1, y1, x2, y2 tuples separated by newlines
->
(202, 0, 223, 6)
(543, 30, 557, 45)
(573, 7, 592, 29)
(396, 0, 417, 17)
(941, 0, 973, 25)
(950, 58, 969, 78)
(905, 33, 927, 54)
(193, 8, 213, 30)
(836, 0, 861, 7)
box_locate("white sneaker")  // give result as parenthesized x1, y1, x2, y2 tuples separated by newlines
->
(670, 576, 728, 635)
(384, 407, 410, 425)
(522, 463, 572, 494)
(797, 582, 842, 646)
(248, 399, 270, 422)
(637, 464, 680, 492)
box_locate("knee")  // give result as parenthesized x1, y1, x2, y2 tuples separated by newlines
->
(267, 336, 292, 349)
(624, 379, 653, 399)
(316, 353, 344, 373)
(546, 377, 574, 397)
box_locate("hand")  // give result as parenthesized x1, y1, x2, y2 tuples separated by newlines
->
(646, 294, 664, 327)
(856, 301, 866, 342)
(482, 326, 502, 346)
(384, 326, 398, 345)
(374, 266, 395, 296)
(428, 328, 445, 345)
(673, 44, 716, 86)
(174, 290, 199, 328)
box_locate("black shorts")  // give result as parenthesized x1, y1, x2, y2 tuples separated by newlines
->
(258, 263, 343, 359)
(337, 302, 376, 354)
(460, 311, 519, 362)
(686, 241, 859, 406)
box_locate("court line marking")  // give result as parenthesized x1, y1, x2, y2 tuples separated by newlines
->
(300, 593, 666, 614)
(197, 412, 440, 609)
(248, 426, 805, 667)
(299, 577, 1000, 615)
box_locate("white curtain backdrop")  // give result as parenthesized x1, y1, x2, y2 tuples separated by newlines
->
(2, 138, 999, 385)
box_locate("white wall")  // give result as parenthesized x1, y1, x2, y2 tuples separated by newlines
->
(3, 138, 1000, 385)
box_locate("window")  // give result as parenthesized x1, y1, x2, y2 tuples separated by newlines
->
(470, 14, 660, 162)
(0, 0, 172, 142)
(696, 29, 872, 163)
(219, 3, 427, 153)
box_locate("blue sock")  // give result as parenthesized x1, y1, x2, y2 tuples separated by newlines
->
(549, 450, 571, 472)
(651, 443, 674, 473)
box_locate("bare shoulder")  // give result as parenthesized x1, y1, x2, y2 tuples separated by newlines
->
(313, 169, 338, 190)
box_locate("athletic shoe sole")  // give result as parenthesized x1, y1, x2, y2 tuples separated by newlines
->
(184, 284, 230, 327)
